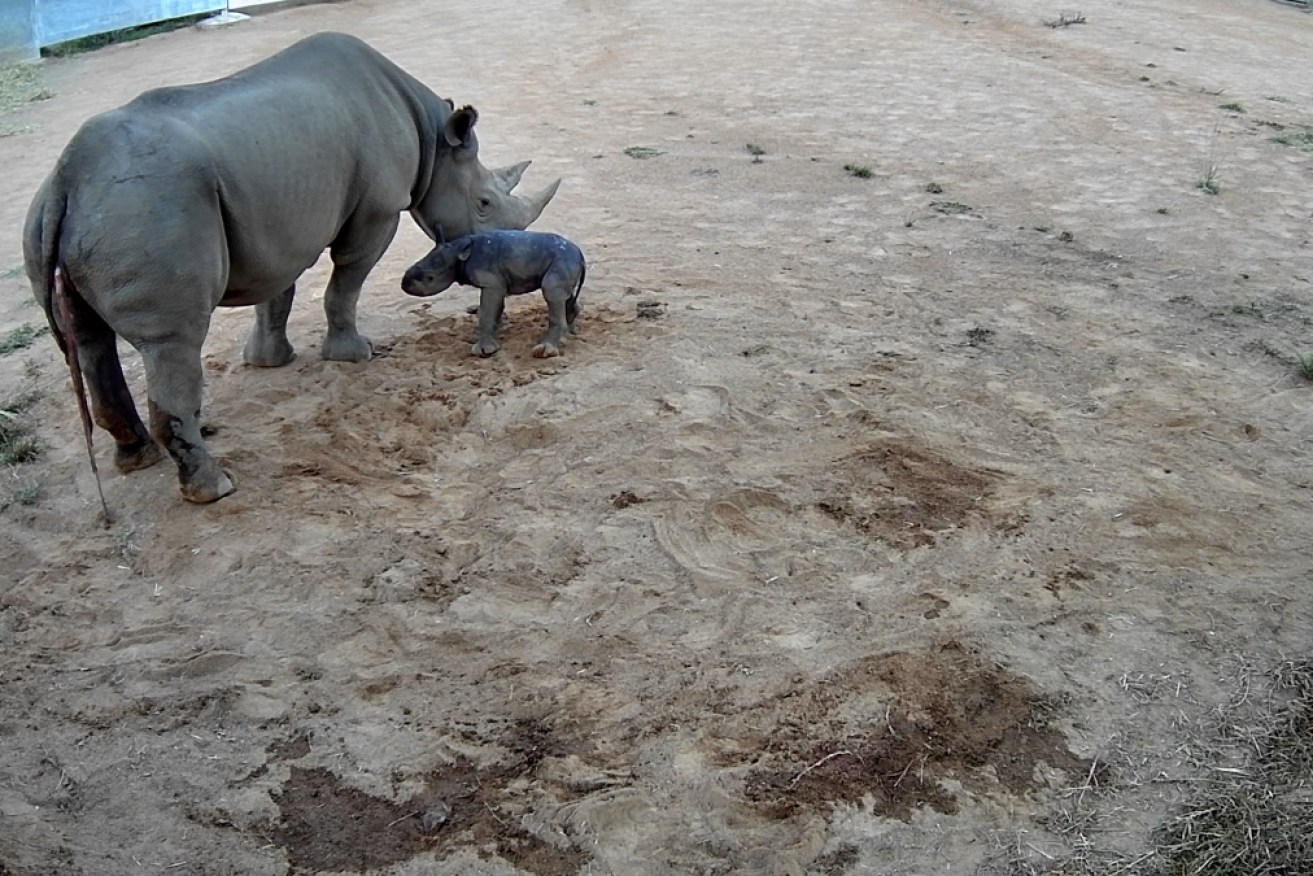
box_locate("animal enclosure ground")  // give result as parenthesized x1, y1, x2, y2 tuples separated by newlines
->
(2, 0, 1312, 874)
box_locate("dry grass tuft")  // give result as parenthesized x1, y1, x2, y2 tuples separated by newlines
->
(1146, 660, 1313, 876)
(979, 659, 1313, 876)
(0, 64, 49, 113)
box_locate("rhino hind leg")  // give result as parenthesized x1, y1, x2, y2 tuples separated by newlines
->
(243, 286, 298, 367)
(566, 293, 581, 335)
(55, 282, 163, 473)
(140, 337, 234, 504)
(532, 273, 578, 358)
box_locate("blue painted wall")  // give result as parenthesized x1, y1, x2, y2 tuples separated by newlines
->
(1, 0, 226, 60)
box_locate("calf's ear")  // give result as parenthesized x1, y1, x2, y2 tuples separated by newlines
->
(457, 241, 473, 261)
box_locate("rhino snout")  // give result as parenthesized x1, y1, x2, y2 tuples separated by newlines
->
(402, 267, 442, 297)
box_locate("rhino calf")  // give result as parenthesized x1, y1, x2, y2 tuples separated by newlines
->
(402, 231, 586, 358)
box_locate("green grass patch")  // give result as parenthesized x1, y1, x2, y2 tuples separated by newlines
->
(1297, 355, 1313, 382)
(0, 388, 41, 467)
(1212, 300, 1307, 324)
(745, 143, 766, 156)
(9, 482, 40, 506)
(42, 15, 206, 58)
(1219, 102, 1245, 113)
(0, 324, 48, 356)
(931, 201, 972, 215)
(1273, 125, 1313, 151)
(843, 163, 873, 179)
(623, 146, 663, 159)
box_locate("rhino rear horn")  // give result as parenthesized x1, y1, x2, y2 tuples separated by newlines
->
(493, 161, 532, 193)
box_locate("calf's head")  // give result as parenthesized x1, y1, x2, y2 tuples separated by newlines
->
(412, 105, 560, 241)
(402, 238, 472, 297)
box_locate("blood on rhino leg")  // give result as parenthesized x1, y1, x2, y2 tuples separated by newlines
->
(147, 400, 234, 503)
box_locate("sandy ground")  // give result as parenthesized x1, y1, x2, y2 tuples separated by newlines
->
(2, 0, 1313, 873)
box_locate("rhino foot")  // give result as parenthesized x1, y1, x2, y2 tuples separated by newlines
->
(243, 332, 297, 368)
(531, 342, 562, 359)
(180, 466, 236, 504)
(115, 439, 165, 473)
(471, 339, 501, 358)
(321, 331, 374, 363)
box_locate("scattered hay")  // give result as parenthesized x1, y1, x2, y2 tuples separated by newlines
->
(984, 659, 1313, 875)
(1145, 660, 1313, 875)
(0, 64, 50, 114)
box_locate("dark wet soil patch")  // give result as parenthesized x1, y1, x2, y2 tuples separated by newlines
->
(816, 441, 1023, 548)
(743, 640, 1092, 820)
(273, 719, 589, 874)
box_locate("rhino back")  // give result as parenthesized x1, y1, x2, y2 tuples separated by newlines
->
(53, 33, 444, 305)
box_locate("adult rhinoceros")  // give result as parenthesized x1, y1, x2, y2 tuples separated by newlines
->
(24, 32, 559, 504)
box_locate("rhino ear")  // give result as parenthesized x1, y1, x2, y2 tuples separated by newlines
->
(457, 241, 473, 261)
(443, 105, 480, 151)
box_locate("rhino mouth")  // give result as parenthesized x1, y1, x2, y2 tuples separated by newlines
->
(401, 269, 445, 297)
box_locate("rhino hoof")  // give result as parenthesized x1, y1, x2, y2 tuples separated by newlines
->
(531, 342, 561, 359)
(471, 340, 501, 358)
(321, 332, 374, 363)
(116, 439, 165, 473)
(180, 468, 236, 504)
(243, 337, 297, 368)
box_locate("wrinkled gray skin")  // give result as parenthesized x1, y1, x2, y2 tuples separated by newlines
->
(402, 231, 585, 358)
(23, 32, 559, 503)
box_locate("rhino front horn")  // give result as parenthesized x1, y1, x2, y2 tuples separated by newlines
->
(521, 178, 561, 226)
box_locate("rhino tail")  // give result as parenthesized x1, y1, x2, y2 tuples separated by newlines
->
(575, 261, 586, 302)
(29, 190, 68, 354)
(51, 264, 113, 525)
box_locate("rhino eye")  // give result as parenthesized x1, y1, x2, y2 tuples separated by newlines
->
(478, 197, 492, 210)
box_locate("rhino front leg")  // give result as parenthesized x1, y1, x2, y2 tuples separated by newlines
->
(465, 301, 508, 331)
(243, 285, 297, 367)
(472, 283, 508, 357)
(321, 213, 400, 362)
(140, 337, 234, 504)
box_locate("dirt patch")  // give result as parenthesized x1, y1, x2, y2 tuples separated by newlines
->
(3, 0, 1313, 873)
(742, 641, 1093, 820)
(274, 719, 590, 875)
(815, 441, 1023, 549)
(267, 732, 311, 762)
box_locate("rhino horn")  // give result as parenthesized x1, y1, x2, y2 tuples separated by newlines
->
(519, 177, 561, 226)
(493, 160, 532, 193)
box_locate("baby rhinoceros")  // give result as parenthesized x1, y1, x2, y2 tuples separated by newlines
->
(402, 230, 585, 358)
